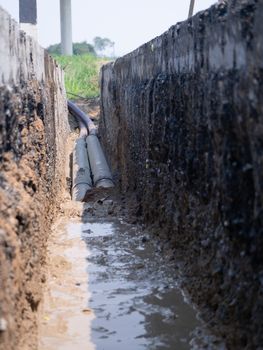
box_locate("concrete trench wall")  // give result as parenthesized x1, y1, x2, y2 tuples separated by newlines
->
(100, 0, 263, 347)
(0, 7, 69, 350)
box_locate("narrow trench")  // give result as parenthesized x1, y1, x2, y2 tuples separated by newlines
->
(38, 101, 223, 350)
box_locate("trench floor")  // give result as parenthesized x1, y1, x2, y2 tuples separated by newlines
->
(38, 105, 223, 349)
(38, 190, 223, 350)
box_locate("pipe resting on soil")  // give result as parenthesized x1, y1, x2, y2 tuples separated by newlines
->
(68, 100, 114, 201)
(86, 134, 115, 188)
(72, 138, 93, 201)
(68, 100, 97, 135)
(78, 119, 88, 138)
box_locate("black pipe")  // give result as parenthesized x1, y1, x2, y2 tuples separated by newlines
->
(68, 100, 96, 135)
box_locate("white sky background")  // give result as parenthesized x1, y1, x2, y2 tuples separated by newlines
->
(0, 0, 217, 55)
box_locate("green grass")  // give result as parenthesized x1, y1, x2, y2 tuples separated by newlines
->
(53, 54, 110, 99)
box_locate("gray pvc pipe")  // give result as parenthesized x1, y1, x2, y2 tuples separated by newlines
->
(72, 138, 93, 201)
(86, 134, 114, 188)
(68, 100, 96, 135)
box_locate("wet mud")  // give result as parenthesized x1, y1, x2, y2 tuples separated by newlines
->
(39, 190, 224, 350)
(38, 208, 95, 350)
(81, 218, 200, 349)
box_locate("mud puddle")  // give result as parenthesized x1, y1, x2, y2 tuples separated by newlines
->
(79, 218, 201, 350)
(39, 199, 224, 350)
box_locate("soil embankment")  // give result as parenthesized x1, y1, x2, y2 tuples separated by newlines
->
(0, 7, 69, 349)
(100, 0, 263, 348)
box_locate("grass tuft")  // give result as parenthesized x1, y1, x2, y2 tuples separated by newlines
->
(53, 54, 110, 99)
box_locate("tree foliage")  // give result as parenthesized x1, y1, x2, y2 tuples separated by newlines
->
(93, 37, 115, 55)
(47, 37, 115, 57)
(73, 41, 96, 56)
(47, 41, 96, 56)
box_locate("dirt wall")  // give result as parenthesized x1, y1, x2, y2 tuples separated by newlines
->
(100, 0, 263, 348)
(0, 7, 69, 350)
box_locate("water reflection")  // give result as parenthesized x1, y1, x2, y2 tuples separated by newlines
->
(81, 219, 201, 350)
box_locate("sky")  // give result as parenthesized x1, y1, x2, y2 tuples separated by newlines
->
(0, 0, 217, 55)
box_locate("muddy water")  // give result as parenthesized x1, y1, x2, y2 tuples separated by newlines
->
(39, 207, 212, 350)
(79, 219, 202, 350)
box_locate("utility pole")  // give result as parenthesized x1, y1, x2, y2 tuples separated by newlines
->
(60, 0, 73, 56)
(19, 0, 38, 40)
(188, 0, 195, 18)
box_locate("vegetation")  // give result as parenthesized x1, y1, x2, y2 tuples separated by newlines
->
(47, 41, 96, 56)
(47, 37, 115, 99)
(53, 54, 110, 99)
(47, 37, 115, 57)
(93, 37, 115, 57)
